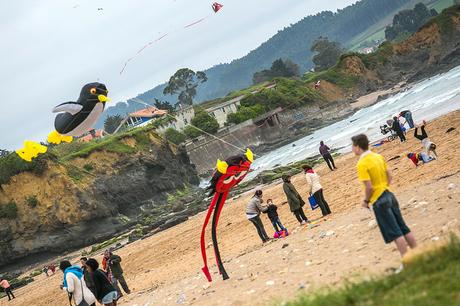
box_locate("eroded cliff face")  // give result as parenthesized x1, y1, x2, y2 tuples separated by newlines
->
(0, 131, 199, 267)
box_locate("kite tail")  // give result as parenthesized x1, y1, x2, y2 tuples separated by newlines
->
(211, 192, 229, 280)
(201, 192, 219, 282)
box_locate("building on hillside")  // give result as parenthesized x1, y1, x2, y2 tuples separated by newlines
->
(124, 106, 168, 128)
(174, 105, 195, 130)
(205, 96, 243, 128)
(360, 47, 375, 54)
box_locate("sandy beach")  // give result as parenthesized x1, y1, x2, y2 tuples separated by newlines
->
(2, 109, 459, 306)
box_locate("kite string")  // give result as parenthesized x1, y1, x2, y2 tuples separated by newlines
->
(131, 98, 249, 154)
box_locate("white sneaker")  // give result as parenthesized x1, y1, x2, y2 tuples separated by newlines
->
(301, 221, 307, 225)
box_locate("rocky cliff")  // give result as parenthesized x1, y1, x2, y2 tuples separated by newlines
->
(0, 129, 200, 267)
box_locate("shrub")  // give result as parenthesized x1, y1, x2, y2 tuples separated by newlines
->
(164, 128, 186, 145)
(183, 125, 203, 139)
(83, 163, 94, 172)
(0, 153, 49, 185)
(0, 201, 18, 218)
(191, 110, 219, 134)
(26, 195, 39, 208)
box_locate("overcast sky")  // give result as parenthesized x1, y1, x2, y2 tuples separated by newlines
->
(0, 0, 357, 150)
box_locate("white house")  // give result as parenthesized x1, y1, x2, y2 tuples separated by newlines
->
(205, 96, 243, 127)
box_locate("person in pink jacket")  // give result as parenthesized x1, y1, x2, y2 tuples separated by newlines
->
(303, 164, 332, 217)
(0, 278, 15, 301)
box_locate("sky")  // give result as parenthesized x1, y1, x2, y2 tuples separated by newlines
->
(0, 0, 357, 150)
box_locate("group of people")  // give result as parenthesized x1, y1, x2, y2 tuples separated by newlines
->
(59, 249, 130, 306)
(246, 151, 333, 243)
(381, 110, 415, 143)
(43, 263, 57, 277)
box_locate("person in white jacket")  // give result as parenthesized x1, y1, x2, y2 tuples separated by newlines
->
(60, 260, 96, 306)
(303, 165, 332, 217)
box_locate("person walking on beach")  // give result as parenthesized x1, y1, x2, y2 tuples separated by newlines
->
(303, 165, 331, 217)
(282, 175, 309, 225)
(319, 141, 337, 171)
(85, 258, 118, 306)
(263, 199, 287, 236)
(246, 190, 270, 243)
(414, 122, 437, 158)
(0, 278, 15, 301)
(351, 134, 417, 272)
(392, 116, 406, 142)
(400, 110, 414, 129)
(81, 257, 96, 295)
(59, 260, 96, 306)
(104, 250, 131, 298)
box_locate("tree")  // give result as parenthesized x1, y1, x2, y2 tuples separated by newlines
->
(104, 114, 124, 134)
(164, 128, 186, 145)
(252, 58, 299, 84)
(183, 125, 203, 139)
(154, 99, 174, 113)
(385, 3, 437, 41)
(191, 110, 219, 134)
(0, 149, 9, 158)
(311, 37, 344, 71)
(163, 68, 207, 106)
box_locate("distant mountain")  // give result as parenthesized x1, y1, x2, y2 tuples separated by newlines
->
(99, 0, 410, 128)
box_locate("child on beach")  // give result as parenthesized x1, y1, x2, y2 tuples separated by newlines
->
(263, 199, 288, 237)
(414, 121, 438, 159)
(407, 152, 435, 167)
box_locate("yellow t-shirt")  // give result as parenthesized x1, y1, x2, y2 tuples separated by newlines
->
(356, 151, 389, 205)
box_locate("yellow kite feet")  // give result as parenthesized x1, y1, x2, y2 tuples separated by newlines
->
(47, 130, 73, 144)
(16, 141, 48, 162)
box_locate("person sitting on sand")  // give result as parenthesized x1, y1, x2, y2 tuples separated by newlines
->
(414, 122, 437, 158)
(246, 190, 270, 243)
(303, 164, 331, 217)
(85, 258, 118, 306)
(407, 152, 435, 167)
(0, 278, 15, 301)
(59, 260, 96, 306)
(282, 175, 310, 225)
(351, 134, 417, 273)
(263, 199, 287, 236)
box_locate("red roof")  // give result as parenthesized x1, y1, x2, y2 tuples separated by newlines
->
(129, 106, 168, 118)
(78, 130, 104, 142)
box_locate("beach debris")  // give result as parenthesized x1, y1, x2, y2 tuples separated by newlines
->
(342, 249, 349, 254)
(448, 183, 455, 190)
(305, 261, 312, 266)
(432, 236, 440, 241)
(176, 293, 186, 304)
(446, 127, 456, 133)
(266, 280, 275, 286)
(388, 155, 400, 161)
(246, 289, 256, 294)
(202, 284, 211, 290)
(326, 230, 335, 237)
(282, 243, 289, 249)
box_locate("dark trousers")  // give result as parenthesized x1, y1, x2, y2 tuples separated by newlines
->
(112, 274, 130, 296)
(271, 217, 286, 232)
(5, 288, 15, 300)
(396, 131, 406, 142)
(414, 126, 428, 141)
(322, 153, 336, 170)
(293, 208, 308, 223)
(313, 189, 331, 216)
(249, 215, 269, 242)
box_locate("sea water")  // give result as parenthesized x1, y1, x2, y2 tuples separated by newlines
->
(247, 65, 460, 180)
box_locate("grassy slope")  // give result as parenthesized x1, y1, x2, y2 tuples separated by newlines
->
(285, 236, 460, 306)
(348, 0, 454, 51)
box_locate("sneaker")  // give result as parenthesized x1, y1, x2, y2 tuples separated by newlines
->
(394, 264, 404, 274)
(301, 221, 307, 225)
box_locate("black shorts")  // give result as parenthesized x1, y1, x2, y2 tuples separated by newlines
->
(372, 191, 411, 243)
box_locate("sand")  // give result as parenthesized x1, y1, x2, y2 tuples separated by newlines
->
(2, 110, 459, 306)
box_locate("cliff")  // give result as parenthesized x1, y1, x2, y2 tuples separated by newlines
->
(0, 128, 200, 267)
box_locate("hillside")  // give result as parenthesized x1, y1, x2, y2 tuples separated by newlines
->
(98, 0, 412, 127)
(0, 128, 201, 267)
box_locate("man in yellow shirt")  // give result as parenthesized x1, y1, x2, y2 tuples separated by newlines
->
(352, 134, 417, 261)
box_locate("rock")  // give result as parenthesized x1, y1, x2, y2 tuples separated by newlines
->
(266, 280, 275, 286)
(282, 243, 289, 249)
(448, 183, 455, 190)
(441, 226, 449, 233)
(446, 127, 456, 133)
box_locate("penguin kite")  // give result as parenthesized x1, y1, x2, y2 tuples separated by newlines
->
(48, 82, 110, 144)
(201, 148, 253, 282)
(212, 2, 223, 13)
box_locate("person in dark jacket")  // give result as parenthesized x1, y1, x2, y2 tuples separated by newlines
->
(81, 257, 96, 295)
(246, 190, 270, 243)
(282, 175, 309, 224)
(392, 116, 406, 142)
(104, 250, 131, 298)
(263, 199, 287, 234)
(319, 141, 337, 171)
(86, 258, 118, 306)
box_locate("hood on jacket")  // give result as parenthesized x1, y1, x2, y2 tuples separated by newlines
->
(63, 266, 83, 288)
